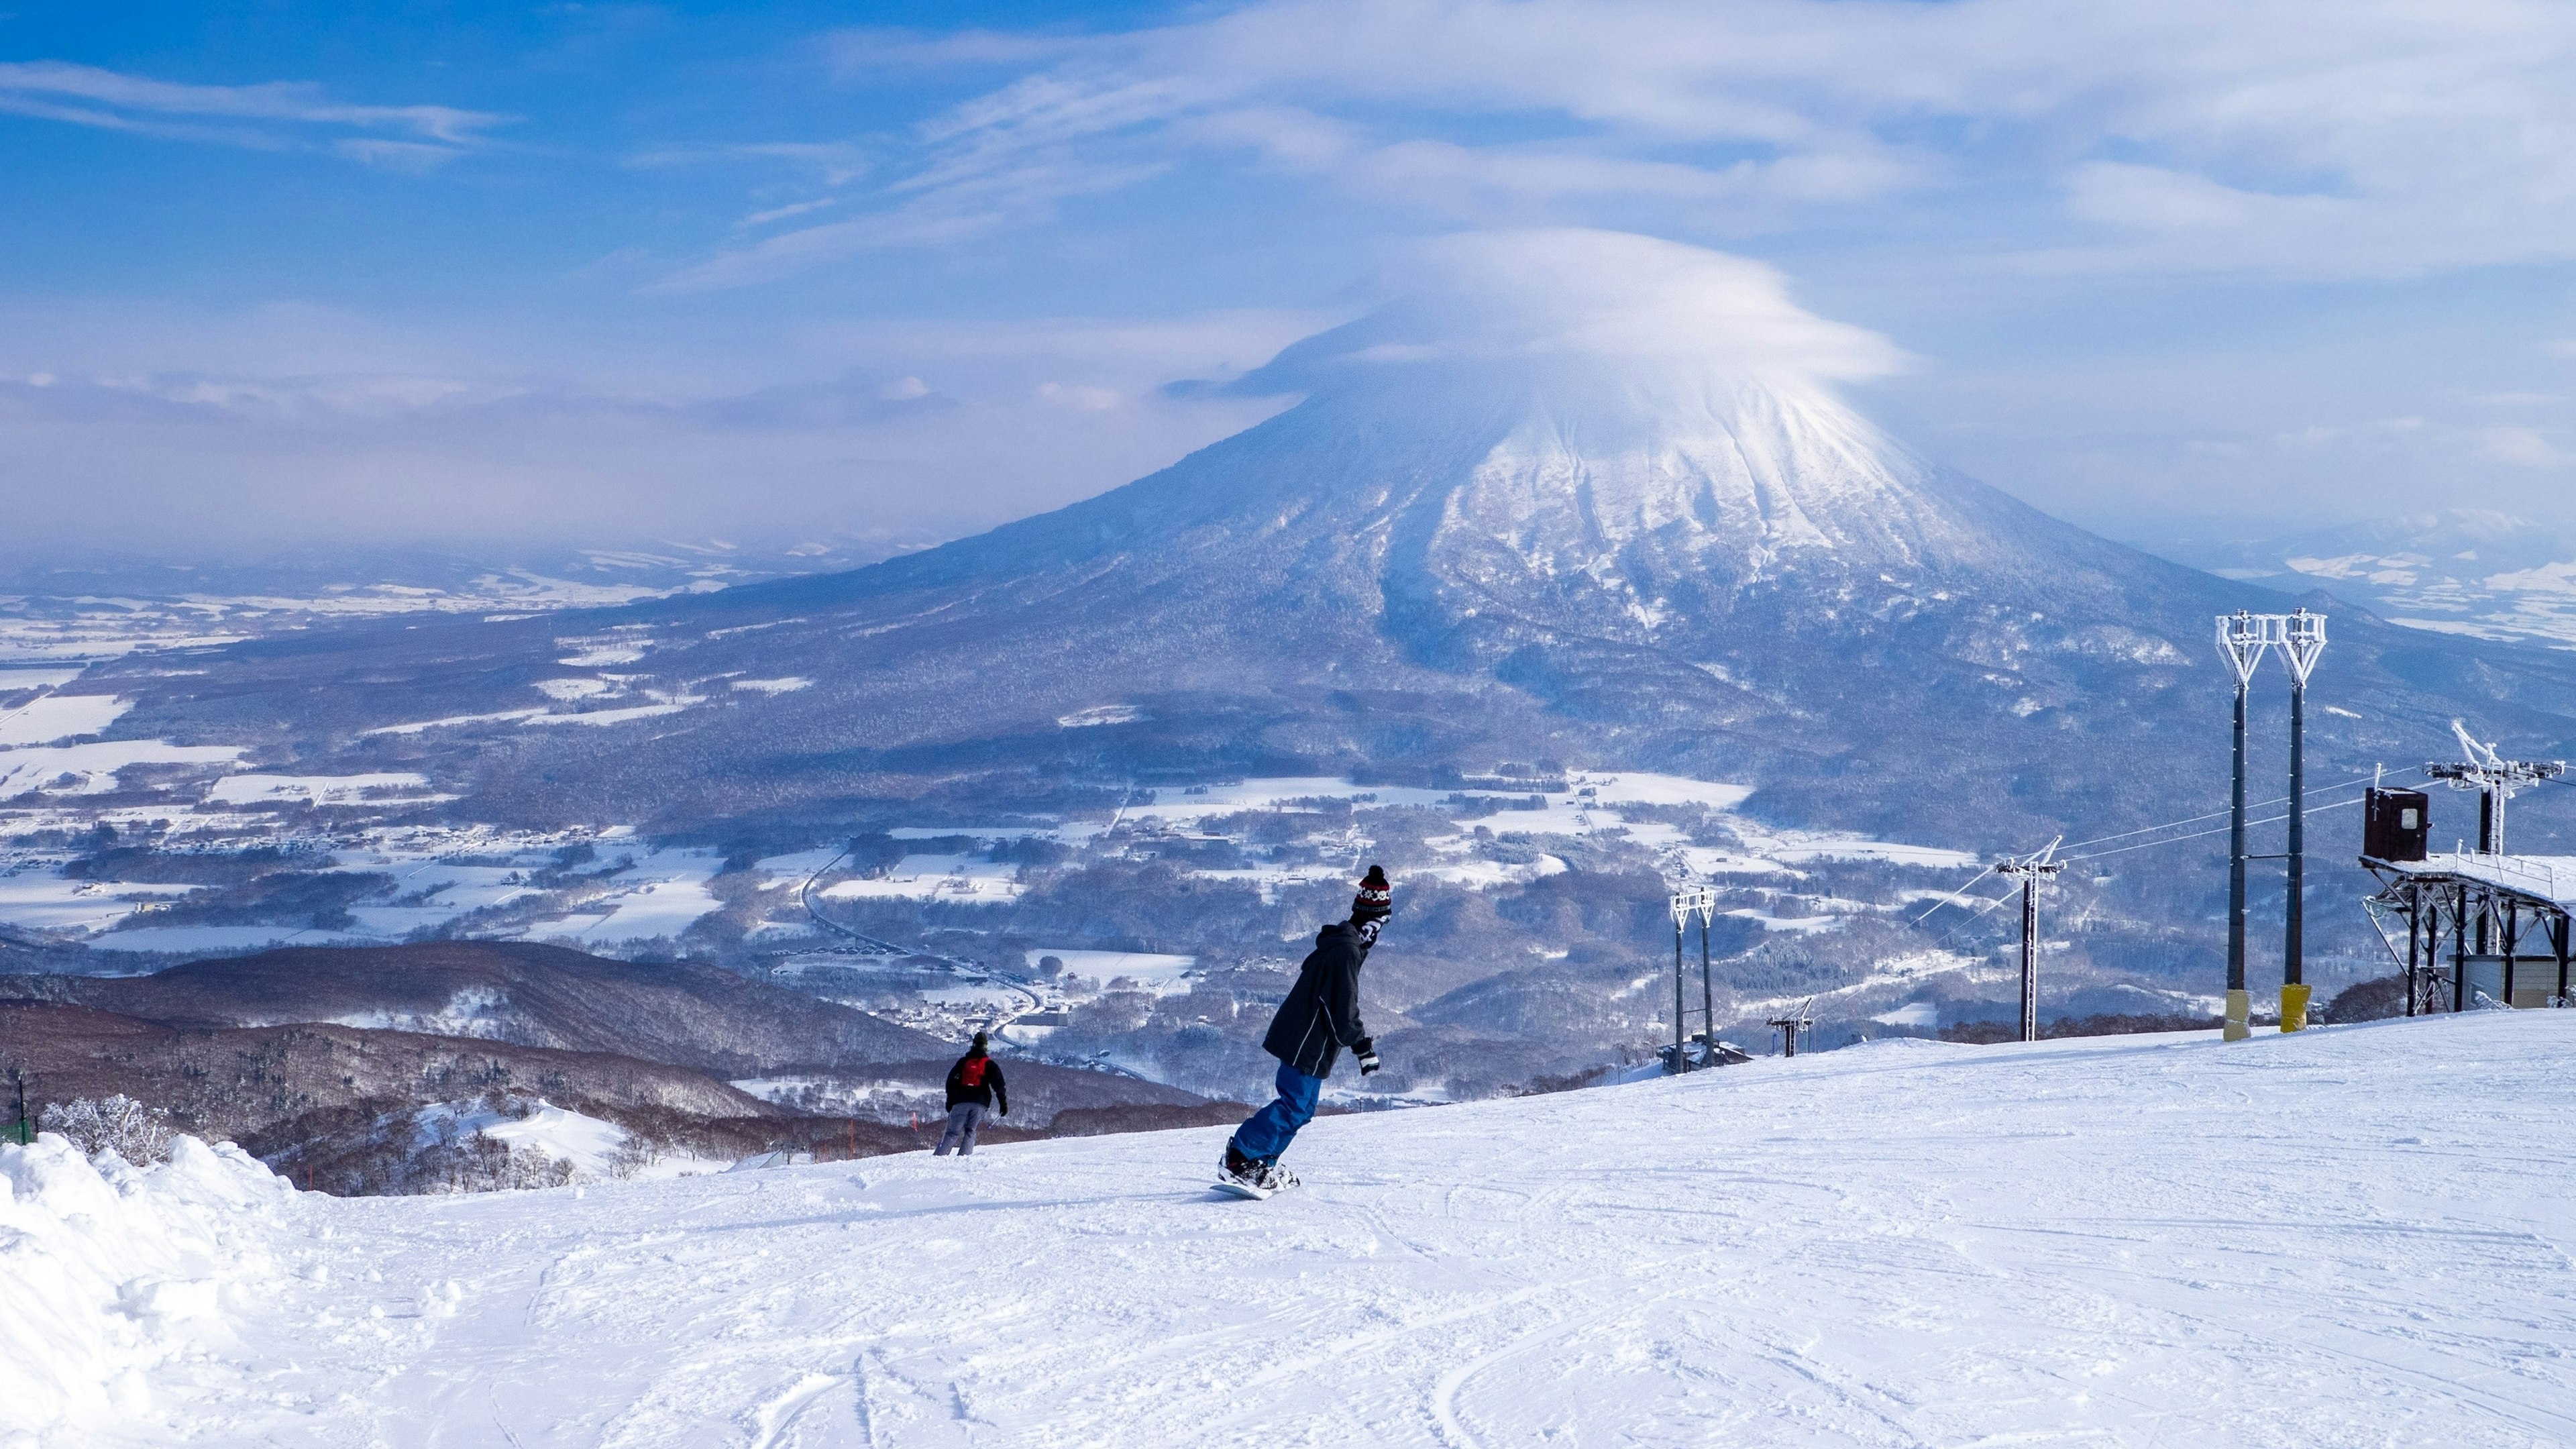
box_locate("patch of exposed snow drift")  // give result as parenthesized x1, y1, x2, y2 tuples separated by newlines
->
(0, 1135, 295, 1442)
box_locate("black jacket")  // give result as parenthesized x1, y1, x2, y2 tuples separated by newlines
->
(1263, 922, 1372, 1077)
(945, 1053, 1008, 1115)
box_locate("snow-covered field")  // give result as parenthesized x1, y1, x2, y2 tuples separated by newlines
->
(15, 1012, 2574, 1446)
(1022, 947, 1197, 994)
(0, 765, 1972, 961)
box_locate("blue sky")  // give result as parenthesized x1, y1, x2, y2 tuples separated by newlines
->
(3, 1, 2573, 561)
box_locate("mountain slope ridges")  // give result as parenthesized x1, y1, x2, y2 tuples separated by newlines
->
(17, 941, 947, 1076)
(0, 999, 782, 1138)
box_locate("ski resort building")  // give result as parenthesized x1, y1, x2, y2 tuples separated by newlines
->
(2361, 788, 2576, 1012)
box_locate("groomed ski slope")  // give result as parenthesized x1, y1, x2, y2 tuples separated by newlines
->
(38, 1013, 2576, 1447)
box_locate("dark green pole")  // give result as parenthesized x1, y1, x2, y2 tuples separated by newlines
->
(1699, 915, 1713, 1063)
(2284, 673, 2305, 991)
(2227, 668, 2251, 1038)
(2455, 883, 2470, 1012)
(1672, 916, 1686, 1073)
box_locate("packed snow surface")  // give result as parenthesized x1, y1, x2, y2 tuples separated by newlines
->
(28, 1012, 2576, 1446)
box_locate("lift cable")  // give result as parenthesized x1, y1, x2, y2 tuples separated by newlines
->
(2050, 765, 2422, 853)
(1911, 769, 2413, 924)
(2058, 790, 2374, 864)
(1908, 863, 1998, 926)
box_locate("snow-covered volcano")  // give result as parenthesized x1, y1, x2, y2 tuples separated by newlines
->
(578, 231, 2291, 834)
(98, 233, 2576, 839)
(1218, 232, 1988, 599)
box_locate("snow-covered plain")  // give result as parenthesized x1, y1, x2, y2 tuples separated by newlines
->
(1022, 948, 1197, 993)
(21, 1012, 2575, 1446)
(0, 692, 130, 746)
(0, 767, 1967, 962)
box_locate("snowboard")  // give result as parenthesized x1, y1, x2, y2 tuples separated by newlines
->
(1212, 1175, 1274, 1200)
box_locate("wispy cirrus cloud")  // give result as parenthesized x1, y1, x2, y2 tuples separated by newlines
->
(657, 0, 2576, 290)
(628, 140, 874, 187)
(0, 60, 513, 166)
(645, 154, 1167, 293)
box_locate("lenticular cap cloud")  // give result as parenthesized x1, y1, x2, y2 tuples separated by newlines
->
(1230, 229, 1907, 395)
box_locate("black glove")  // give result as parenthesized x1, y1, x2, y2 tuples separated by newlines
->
(1354, 1037, 1381, 1075)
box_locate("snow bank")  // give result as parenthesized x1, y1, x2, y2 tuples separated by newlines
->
(0, 1134, 295, 1443)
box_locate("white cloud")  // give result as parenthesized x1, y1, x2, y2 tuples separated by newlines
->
(680, 0, 2576, 286)
(2483, 427, 2567, 468)
(1358, 229, 1906, 382)
(0, 60, 511, 157)
(647, 156, 1167, 292)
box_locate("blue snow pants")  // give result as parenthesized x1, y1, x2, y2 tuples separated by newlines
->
(1229, 1061, 1325, 1162)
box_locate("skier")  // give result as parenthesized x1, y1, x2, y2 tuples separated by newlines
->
(935, 1031, 1008, 1157)
(1218, 865, 1391, 1197)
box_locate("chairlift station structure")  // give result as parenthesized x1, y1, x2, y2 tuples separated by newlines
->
(2360, 729, 2575, 1014)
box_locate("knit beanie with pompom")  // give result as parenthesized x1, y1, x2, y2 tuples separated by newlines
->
(1350, 864, 1392, 925)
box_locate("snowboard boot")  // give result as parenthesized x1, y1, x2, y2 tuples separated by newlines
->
(1220, 1142, 1261, 1185)
(1220, 1144, 1299, 1193)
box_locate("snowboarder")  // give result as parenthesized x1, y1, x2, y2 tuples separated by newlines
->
(935, 1031, 1008, 1157)
(1218, 865, 1391, 1197)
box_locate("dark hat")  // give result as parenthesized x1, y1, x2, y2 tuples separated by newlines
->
(970, 1030, 989, 1051)
(1351, 864, 1392, 924)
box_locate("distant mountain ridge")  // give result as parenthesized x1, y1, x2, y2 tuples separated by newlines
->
(15, 941, 946, 1076)
(0, 998, 786, 1142)
(0, 943, 1231, 1193)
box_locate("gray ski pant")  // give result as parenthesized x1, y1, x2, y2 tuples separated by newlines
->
(934, 1102, 987, 1156)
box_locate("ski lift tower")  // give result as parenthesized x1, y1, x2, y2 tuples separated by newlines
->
(1994, 840, 2065, 1044)
(2275, 608, 2327, 1033)
(1767, 998, 1815, 1059)
(2216, 611, 2271, 1042)
(2426, 720, 2565, 863)
(1669, 885, 1718, 1072)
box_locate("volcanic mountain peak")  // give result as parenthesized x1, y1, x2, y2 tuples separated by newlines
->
(1177, 231, 1998, 594)
(1442, 368, 1956, 583)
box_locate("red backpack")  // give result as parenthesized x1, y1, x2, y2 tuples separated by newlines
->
(959, 1056, 988, 1088)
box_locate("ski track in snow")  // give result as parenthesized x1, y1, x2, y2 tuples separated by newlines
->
(91, 1015, 2576, 1446)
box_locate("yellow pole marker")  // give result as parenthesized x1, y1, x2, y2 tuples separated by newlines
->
(2224, 988, 2251, 1042)
(2280, 983, 2311, 1034)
